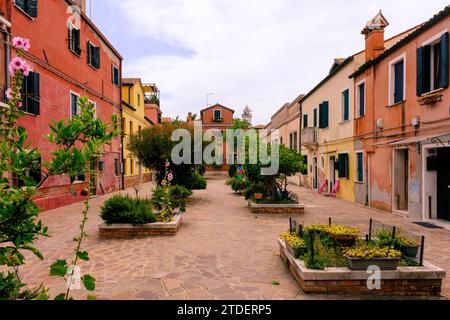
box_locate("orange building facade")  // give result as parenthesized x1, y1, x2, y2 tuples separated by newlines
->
(5, 0, 123, 210)
(351, 7, 450, 224)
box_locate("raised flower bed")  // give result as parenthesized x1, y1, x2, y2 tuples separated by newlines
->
(278, 219, 446, 296)
(248, 199, 305, 214)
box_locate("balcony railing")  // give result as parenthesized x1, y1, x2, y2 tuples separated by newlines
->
(144, 94, 160, 107)
(301, 127, 317, 146)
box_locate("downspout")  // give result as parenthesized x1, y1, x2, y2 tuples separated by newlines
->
(0, 15, 11, 89)
(120, 60, 125, 190)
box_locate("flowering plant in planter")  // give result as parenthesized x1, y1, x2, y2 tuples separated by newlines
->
(152, 161, 176, 222)
(280, 232, 307, 258)
(343, 244, 401, 270)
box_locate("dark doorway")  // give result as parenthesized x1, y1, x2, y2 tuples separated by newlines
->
(437, 147, 450, 221)
(393, 149, 409, 211)
(313, 157, 318, 189)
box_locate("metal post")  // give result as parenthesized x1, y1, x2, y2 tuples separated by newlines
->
(309, 233, 315, 261)
(329, 217, 332, 226)
(420, 236, 425, 266)
(299, 225, 303, 238)
(369, 218, 373, 241)
(289, 218, 292, 233)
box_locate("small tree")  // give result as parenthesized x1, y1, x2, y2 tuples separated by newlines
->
(0, 37, 119, 300)
(128, 122, 199, 189)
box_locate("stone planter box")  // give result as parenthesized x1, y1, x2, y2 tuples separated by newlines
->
(248, 200, 305, 214)
(279, 238, 446, 296)
(99, 214, 183, 237)
(286, 243, 308, 258)
(346, 257, 400, 271)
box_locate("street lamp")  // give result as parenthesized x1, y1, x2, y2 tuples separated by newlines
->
(206, 93, 214, 108)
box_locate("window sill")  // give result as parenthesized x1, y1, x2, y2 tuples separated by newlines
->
(69, 48, 82, 58)
(88, 63, 100, 71)
(354, 180, 364, 184)
(22, 111, 38, 117)
(71, 180, 85, 185)
(339, 119, 350, 124)
(14, 4, 35, 21)
(387, 100, 405, 108)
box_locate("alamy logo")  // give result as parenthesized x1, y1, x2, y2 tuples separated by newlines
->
(67, 5, 81, 29)
(366, 265, 381, 290)
(66, 266, 81, 290)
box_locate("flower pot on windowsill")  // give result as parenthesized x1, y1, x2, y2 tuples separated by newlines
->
(286, 243, 308, 259)
(346, 257, 400, 270)
(418, 92, 443, 105)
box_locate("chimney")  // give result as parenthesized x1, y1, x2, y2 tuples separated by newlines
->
(362, 10, 389, 62)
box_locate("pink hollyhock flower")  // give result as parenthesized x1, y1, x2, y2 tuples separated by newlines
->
(12, 37, 23, 48)
(22, 39, 30, 51)
(17, 102, 23, 108)
(5, 88, 13, 99)
(22, 62, 30, 76)
(165, 161, 170, 168)
(10, 57, 24, 71)
(168, 172, 173, 182)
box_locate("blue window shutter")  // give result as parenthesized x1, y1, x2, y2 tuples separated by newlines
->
(417, 47, 424, 96)
(439, 32, 449, 89)
(423, 45, 431, 93)
(15, 0, 25, 11)
(359, 83, 365, 117)
(394, 60, 404, 103)
(318, 103, 324, 128)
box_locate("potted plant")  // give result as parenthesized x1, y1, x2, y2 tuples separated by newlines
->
(395, 234, 419, 258)
(343, 245, 401, 270)
(280, 232, 307, 258)
(325, 225, 359, 247)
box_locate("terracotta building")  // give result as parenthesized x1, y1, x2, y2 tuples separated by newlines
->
(6, 0, 122, 210)
(350, 6, 450, 225)
(0, 1, 11, 104)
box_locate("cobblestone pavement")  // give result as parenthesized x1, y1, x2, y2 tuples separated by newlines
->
(12, 175, 450, 299)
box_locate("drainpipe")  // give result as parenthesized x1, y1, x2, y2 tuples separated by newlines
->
(120, 59, 125, 190)
(1, 16, 11, 89)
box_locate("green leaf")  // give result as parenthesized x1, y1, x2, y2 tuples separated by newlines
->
(49, 259, 68, 277)
(54, 293, 66, 300)
(76, 251, 89, 261)
(82, 274, 96, 291)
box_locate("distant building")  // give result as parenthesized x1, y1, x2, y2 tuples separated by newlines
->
(121, 78, 154, 189)
(242, 105, 252, 125)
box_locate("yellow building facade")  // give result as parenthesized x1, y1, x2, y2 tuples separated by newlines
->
(121, 78, 154, 188)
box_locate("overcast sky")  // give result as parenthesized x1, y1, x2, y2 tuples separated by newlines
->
(90, 0, 449, 125)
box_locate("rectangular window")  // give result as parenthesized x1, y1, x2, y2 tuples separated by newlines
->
(130, 159, 134, 175)
(319, 101, 329, 129)
(303, 114, 308, 128)
(112, 65, 120, 86)
(280, 137, 283, 146)
(357, 82, 365, 117)
(138, 125, 142, 133)
(70, 92, 79, 118)
(15, 0, 38, 18)
(338, 153, 349, 179)
(68, 25, 81, 56)
(214, 109, 222, 120)
(115, 159, 120, 176)
(87, 41, 100, 69)
(293, 131, 298, 150)
(137, 94, 141, 106)
(313, 108, 317, 127)
(341, 89, 349, 121)
(129, 121, 133, 135)
(289, 133, 293, 149)
(417, 32, 449, 96)
(389, 55, 405, 105)
(356, 152, 364, 182)
(21, 71, 40, 115)
(121, 117, 126, 135)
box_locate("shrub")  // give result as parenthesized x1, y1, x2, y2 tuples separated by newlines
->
(190, 172, 207, 190)
(230, 178, 247, 193)
(152, 184, 192, 213)
(100, 195, 156, 225)
(228, 164, 238, 177)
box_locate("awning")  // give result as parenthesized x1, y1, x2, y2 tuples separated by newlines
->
(389, 133, 450, 146)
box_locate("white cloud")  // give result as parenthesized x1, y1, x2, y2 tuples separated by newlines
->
(107, 0, 449, 124)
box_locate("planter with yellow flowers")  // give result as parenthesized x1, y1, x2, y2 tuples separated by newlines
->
(343, 245, 402, 270)
(280, 232, 307, 258)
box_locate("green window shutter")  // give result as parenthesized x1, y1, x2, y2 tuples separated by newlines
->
(313, 108, 317, 127)
(343, 90, 349, 121)
(322, 101, 329, 128)
(338, 154, 349, 179)
(439, 32, 449, 89)
(30, 72, 40, 115)
(318, 103, 324, 128)
(28, 0, 38, 17)
(68, 27, 73, 51)
(416, 47, 423, 96)
(357, 153, 363, 182)
(303, 114, 308, 128)
(16, 0, 26, 11)
(74, 29, 81, 55)
(94, 47, 101, 69)
(423, 45, 431, 93)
